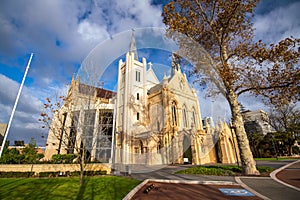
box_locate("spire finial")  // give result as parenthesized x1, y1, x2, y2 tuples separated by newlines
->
(148, 62, 153, 69)
(163, 72, 167, 79)
(129, 29, 138, 61)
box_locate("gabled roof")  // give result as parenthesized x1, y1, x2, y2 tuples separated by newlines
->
(78, 83, 116, 99)
(148, 83, 162, 94)
(96, 87, 116, 99)
(146, 66, 160, 84)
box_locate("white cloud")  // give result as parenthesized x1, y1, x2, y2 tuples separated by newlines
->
(0, 74, 45, 145)
(254, 1, 300, 43)
(78, 21, 110, 41)
(0, 0, 164, 88)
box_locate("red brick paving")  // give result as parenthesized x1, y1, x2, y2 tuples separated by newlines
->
(131, 182, 262, 200)
(276, 161, 300, 188)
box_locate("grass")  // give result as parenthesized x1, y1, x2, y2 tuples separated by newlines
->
(254, 157, 298, 161)
(175, 165, 274, 176)
(0, 176, 140, 200)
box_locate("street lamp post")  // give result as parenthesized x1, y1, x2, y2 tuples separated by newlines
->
(0, 53, 34, 159)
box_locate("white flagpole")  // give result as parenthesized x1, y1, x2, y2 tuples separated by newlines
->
(0, 53, 34, 159)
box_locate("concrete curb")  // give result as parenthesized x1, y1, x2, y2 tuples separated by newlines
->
(235, 177, 271, 200)
(147, 178, 239, 185)
(270, 159, 300, 192)
(122, 179, 239, 200)
(123, 179, 149, 200)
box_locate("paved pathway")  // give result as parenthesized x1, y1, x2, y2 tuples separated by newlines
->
(130, 165, 236, 182)
(124, 159, 300, 199)
(238, 176, 299, 200)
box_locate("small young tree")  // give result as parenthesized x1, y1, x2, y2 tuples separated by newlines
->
(162, 0, 300, 174)
(22, 138, 44, 164)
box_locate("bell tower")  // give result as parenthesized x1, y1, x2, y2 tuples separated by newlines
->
(115, 31, 147, 165)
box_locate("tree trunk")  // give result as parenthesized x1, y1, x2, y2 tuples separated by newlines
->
(289, 145, 293, 156)
(79, 148, 85, 185)
(227, 90, 260, 175)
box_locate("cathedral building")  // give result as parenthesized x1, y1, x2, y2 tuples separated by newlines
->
(44, 33, 239, 169)
(44, 78, 116, 162)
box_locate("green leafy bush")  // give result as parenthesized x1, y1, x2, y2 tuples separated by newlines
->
(38, 170, 106, 177)
(176, 165, 274, 176)
(0, 172, 34, 178)
(257, 166, 274, 173)
(52, 154, 76, 164)
(38, 172, 60, 177)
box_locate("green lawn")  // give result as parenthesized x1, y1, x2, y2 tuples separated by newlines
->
(254, 157, 299, 161)
(0, 176, 140, 200)
(175, 165, 274, 176)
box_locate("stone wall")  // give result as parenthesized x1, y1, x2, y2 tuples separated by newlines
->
(0, 163, 111, 174)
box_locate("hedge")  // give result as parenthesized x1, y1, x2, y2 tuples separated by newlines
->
(0, 172, 35, 178)
(0, 170, 107, 178)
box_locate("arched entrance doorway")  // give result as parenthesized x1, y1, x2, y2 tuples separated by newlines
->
(183, 135, 192, 164)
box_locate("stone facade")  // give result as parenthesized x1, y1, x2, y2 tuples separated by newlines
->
(0, 163, 111, 174)
(44, 78, 115, 162)
(44, 33, 240, 171)
(113, 33, 239, 167)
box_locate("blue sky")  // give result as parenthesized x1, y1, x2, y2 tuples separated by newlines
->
(0, 0, 299, 146)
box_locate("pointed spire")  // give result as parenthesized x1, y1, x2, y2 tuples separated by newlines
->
(163, 72, 168, 85)
(163, 72, 167, 79)
(71, 73, 75, 85)
(129, 29, 138, 61)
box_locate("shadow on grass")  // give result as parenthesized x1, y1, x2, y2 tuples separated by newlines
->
(0, 176, 141, 200)
(27, 179, 62, 199)
(76, 177, 90, 200)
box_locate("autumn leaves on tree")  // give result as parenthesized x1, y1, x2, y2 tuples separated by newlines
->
(162, 0, 299, 175)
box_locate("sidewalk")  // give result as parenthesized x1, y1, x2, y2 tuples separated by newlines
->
(237, 159, 300, 200)
(123, 160, 300, 200)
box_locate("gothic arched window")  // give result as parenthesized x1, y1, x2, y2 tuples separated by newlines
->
(171, 101, 177, 126)
(182, 105, 188, 128)
(140, 140, 144, 154)
(192, 108, 197, 127)
(157, 140, 162, 154)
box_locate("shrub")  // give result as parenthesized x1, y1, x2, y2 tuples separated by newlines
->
(38, 172, 60, 177)
(176, 165, 273, 176)
(257, 166, 274, 173)
(0, 172, 34, 178)
(52, 154, 76, 164)
(0, 170, 107, 178)
(45, 170, 107, 177)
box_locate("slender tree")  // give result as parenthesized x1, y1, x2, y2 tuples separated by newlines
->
(269, 104, 300, 155)
(22, 138, 44, 164)
(162, 0, 300, 174)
